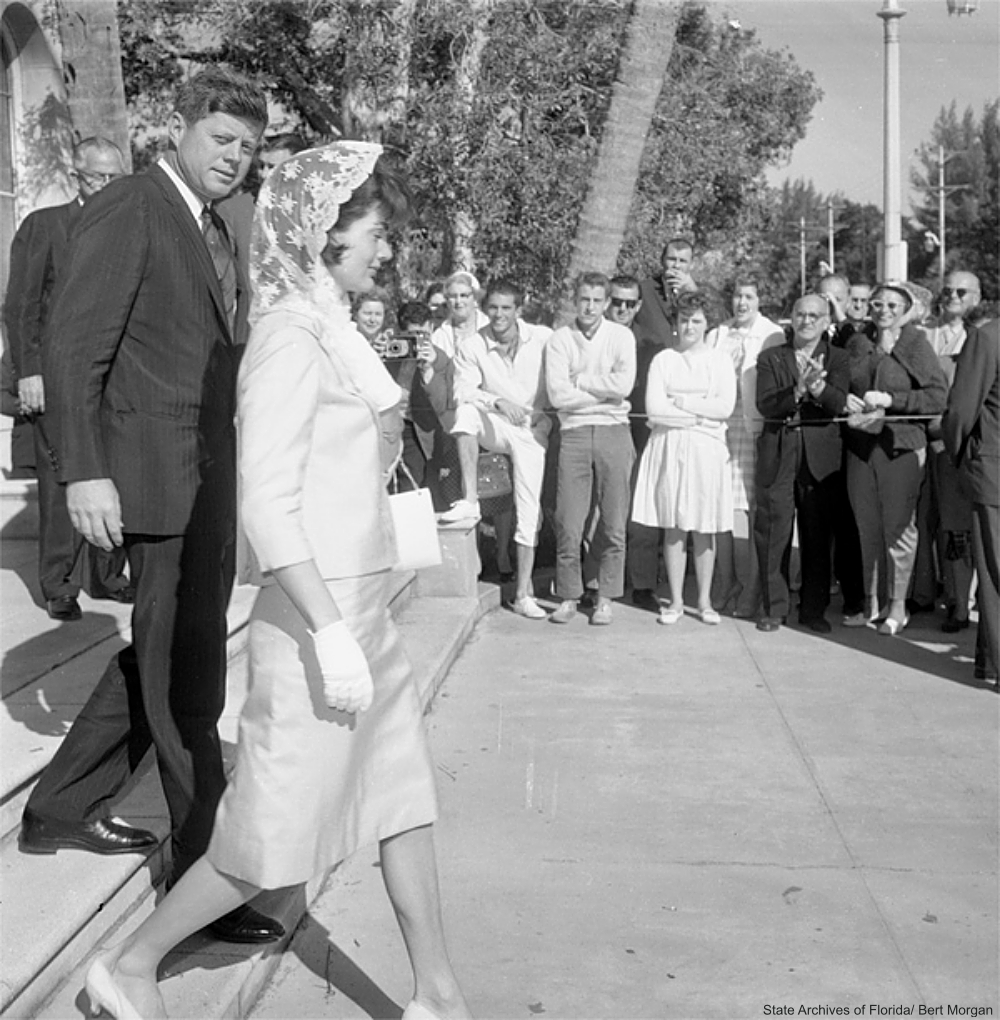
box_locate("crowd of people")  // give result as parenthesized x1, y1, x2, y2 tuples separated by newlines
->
(346, 238, 997, 691)
(1, 61, 997, 1020)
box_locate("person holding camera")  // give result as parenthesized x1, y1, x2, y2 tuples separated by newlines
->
(388, 301, 456, 501)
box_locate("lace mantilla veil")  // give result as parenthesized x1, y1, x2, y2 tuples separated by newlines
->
(249, 140, 383, 325)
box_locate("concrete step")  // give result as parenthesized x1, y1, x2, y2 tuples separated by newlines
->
(0, 567, 418, 1018)
(1, 478, 39, 540)
(18, 583, 499, 1020)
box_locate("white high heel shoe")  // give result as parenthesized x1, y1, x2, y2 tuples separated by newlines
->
(84, 958, 143, 1020)
(401, 1001, 443, 1020)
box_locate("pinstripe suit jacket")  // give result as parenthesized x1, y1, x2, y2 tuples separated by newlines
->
(44, 165, 250, 535)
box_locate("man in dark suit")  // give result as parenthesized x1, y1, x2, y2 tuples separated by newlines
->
(18, 68, 282, 943)
(4, 137, 133, 620)
(942, 317, 999, 685)
(754, 294, 851, 633)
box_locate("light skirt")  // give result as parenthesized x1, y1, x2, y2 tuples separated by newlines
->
(726, 415, 756, 514)
(632, 426, 733, 534)
(207, 571, 437, 888)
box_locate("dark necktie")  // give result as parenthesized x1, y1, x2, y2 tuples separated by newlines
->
(201, 205, 237, 332)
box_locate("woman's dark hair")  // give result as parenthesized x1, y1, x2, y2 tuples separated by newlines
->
(322, 159, 412, 266)
(675, 287, 726, 331)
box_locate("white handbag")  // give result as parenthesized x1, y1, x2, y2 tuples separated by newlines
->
(389, 462, 442, 571)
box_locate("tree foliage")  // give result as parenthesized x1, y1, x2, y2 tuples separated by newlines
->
(908, 100, 999, 300)
(115, 0, 821, 314)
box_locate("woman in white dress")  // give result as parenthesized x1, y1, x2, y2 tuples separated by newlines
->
(82, 143, 471, 1020)
(632, 290, 737, 626)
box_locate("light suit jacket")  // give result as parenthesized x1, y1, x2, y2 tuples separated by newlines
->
(238, 302, 398, 585)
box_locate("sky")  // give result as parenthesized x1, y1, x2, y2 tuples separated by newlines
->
(707, 0, 1000, 209)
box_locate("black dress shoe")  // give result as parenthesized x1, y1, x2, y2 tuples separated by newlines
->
(46, 595, 82, 621)
(93, 584, 136, 604)
(631, 588, 660, 612)
(208, 904, 285, 944)
(799, 616, 832, 634)
(19, 808, 158, 855)
(941, 615, 970, 633)
(756, 616, 784, 632)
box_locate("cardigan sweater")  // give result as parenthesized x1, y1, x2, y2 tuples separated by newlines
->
(844, 324, 948, 459)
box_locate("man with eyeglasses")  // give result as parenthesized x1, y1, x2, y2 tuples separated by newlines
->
(910, 271, 983, 620)
(754, 294, 852, 634)
(4, 137, 133, 621)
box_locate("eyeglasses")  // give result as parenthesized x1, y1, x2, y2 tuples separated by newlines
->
(74, 170, 124, 186)
(870, 301, 905, 313)
(609, 297, 639, 309)
(941, 287, 974, 299)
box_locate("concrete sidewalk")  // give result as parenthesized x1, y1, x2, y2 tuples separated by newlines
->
(248, 595, 998, 1020)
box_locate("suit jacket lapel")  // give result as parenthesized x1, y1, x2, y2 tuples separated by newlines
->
(148, 165, 233, 343)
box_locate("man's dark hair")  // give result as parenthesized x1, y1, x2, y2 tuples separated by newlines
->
(661, 237, 694, 261)
(610, 273, 640, 293)
(575, 271, 610, 295)
(484, 278, 524, 306)
(397, 301, 431, 331)
(174, 66, 268, 129)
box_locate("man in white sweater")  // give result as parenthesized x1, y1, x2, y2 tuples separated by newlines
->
(441, 279, 553, 618)
(546, 272, 637, 625)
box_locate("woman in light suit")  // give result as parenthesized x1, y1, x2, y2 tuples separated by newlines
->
(82, 144, 471, 1020)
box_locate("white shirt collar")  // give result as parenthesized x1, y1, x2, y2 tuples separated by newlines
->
(158, 156, 206, 224)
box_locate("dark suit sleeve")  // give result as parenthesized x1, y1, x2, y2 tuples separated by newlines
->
(44, 186, 150, 482)
(755, 349, 796, 421)
(3, 212, 54, 378)
(942, 323, 995, 467)
(813, 347, 849, 416)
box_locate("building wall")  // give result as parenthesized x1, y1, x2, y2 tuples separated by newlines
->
(0, 0, 128, 304)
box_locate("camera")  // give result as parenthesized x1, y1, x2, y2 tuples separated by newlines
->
(381, 332, 419, 360)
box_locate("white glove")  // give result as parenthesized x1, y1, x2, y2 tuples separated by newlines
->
(863, 390, 893, 411)
(310, 621, 373, 714)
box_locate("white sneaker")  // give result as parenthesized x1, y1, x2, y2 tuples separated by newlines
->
(549, 599, 578, 624)
(511, 596, 547, 620)
(438, 498, 481, 523)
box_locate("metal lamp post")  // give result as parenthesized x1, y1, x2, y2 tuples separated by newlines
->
(877, 0, 907, 281)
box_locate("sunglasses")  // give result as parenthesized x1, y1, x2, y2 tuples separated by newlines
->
(941, 287, 973, 299)
(609, 297, 639, 309)
(870, 301, 905, 313)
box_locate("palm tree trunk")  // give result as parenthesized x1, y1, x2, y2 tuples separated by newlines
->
(450, 0, 494, 272)
(57, 0, 131, 168)
(559, 0, 681, 323)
